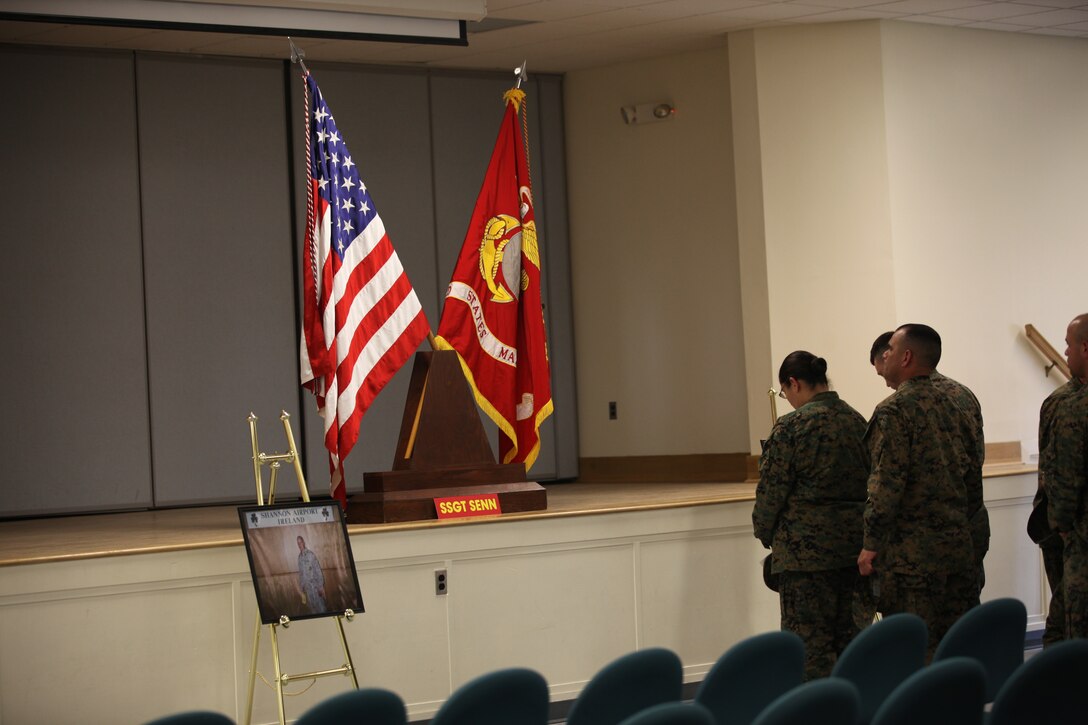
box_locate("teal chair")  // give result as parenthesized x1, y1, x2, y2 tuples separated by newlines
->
(989, 639, 1088, 725)
(870, 656, 986, 725)
(295, 687, 407, 725)
(750, 679, 860, 725)
(430, 667, 549, 725)
(831, 612, 927, 725)
(142, 712, 234, 725)
(694, 631, 804, 725)
(619, 701, 717, 725)
(932, 597, 1027, 702)
(565, 647, 683, 725)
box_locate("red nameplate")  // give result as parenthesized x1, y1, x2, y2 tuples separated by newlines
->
(434, 494, 502, 519)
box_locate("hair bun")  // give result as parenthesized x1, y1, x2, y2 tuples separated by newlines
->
(812, 357, 828, 375)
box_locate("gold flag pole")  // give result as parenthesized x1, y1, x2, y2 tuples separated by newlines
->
(767, 388, 779, 428)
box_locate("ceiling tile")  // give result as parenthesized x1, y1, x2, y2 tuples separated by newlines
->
(994, 7, 1088, 23)
(903, 14, 970, 25)
(800, 8, 910, 20)
(963, 20, 1037, 29)
(870, 0, 986, 12)
(1006, 0, 1088, 7)
(707, 3, 839, 21)
(931, 2, 1055, 20)
(1028, 25, 1088, 34)
(798, 0, 911, 7)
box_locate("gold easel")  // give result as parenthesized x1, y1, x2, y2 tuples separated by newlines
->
(243, 411, 360, 725)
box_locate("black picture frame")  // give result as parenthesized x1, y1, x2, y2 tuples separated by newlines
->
(238, 502, 365, 625)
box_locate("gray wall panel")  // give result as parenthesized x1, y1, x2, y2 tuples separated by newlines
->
(1, 47, 578, 516)
(429, 73, 519, 298)
(0, 47, 152, 516)
(136, 54, 299, 506)
(534, 75, 579, 480)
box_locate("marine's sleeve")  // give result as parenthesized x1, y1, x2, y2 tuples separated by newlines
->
(1048, 396, 1088, 533)
(849, 408, 873, 481)
(965, 410, 987, 536)
(753, 421, 795, 548)
(1038, 390, 1063, 490)
(863, 406, 909, 551)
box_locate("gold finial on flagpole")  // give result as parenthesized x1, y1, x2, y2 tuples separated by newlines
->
(514, 60, 528, 89)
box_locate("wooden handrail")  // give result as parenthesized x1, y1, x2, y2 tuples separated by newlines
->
(1024, 324, 1070, 380)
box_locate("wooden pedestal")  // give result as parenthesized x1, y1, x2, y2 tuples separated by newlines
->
(346, 350, 547, 524)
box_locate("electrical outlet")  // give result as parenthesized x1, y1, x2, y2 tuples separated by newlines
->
(608, 401, 617, 420)
(435, 568, 448, 596)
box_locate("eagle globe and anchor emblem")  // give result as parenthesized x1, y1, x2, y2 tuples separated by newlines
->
(472, 187, 541, 423)
(477, 187, 540, 304)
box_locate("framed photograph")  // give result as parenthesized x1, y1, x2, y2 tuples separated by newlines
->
(238, 502, 365, 624)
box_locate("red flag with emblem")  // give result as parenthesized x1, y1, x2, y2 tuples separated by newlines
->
(434, 88, 553, 470)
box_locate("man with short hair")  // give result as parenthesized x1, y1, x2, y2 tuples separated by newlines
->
(869, 331, 894, 389)
(1047, 314, 1088, 639)
(858, 323, 980, 658)
(867, 326, 988, 610)
(1028, 317, 1085, 645)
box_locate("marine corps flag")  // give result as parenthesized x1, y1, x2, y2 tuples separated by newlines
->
(434, 88, 553, 470)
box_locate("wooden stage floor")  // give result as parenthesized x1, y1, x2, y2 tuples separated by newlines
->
(0, 481, 757, 568)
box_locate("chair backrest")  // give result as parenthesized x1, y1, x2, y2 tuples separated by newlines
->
(295, 687, 407, 725)
(870, 656, 986, 725)
(617, 702, 717, 725)
(830, 612, 927, 725)
(693, 631, 804, 725)
(990, 639, 1088, 725)
(565, 647, 683, 725)
(430, 667, 549, 725)
(142, 712, 234, 725)
(750, 679, 860, 725)
(932, 597, 1027, 701)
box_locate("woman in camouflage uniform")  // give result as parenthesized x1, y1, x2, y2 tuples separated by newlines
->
(754, 351, 871, 680)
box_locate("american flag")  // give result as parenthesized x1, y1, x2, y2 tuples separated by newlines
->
(300, 72, 430, 506)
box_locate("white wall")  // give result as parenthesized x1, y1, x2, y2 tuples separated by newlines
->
(733, 22, 899, 451)
(590, 21, 1088, 458)
(879, 22, 1088, 455)
(729, 30, 776, 453)
(564, 48, 750, 459)
(742, 19, 1088, 451)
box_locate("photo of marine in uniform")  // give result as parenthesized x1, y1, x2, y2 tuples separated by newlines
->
(239, 503, 364, 624)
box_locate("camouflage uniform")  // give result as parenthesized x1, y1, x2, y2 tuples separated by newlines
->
(1046, 384, 1088, 639)
(931, 372, 989, 609)
(1032, 379, 1083, 645)
(864, 374, 979, 660)
(754, 391, 870, 680)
